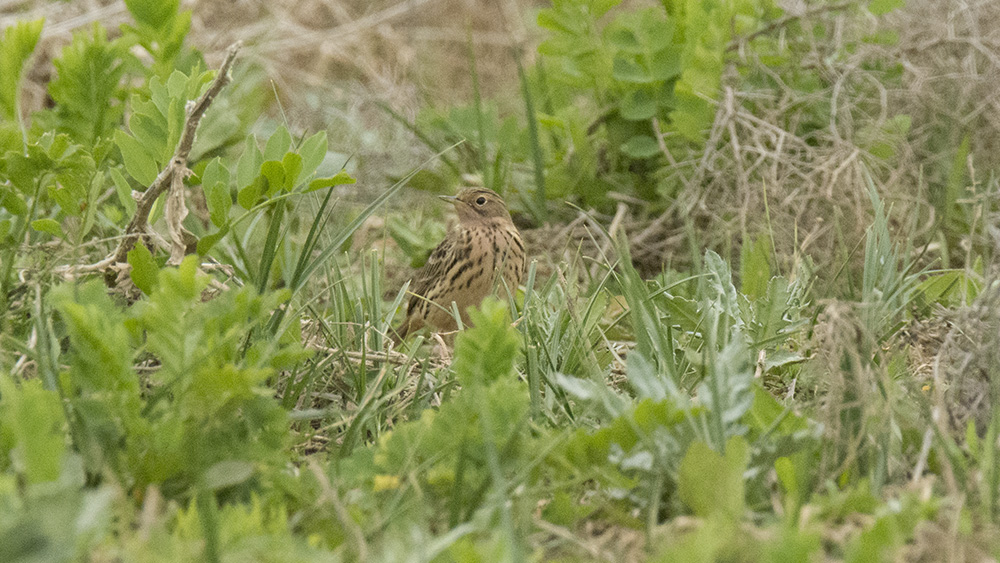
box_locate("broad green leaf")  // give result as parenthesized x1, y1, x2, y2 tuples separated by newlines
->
(775, 456, 798, 500)
(0, 378, 66, 484)
(592, 0, 622, 19)
(4, 143, 54, 193)
(0, 186, 28, 216)
(128, 111, 168, 163)
(678, 436, 749, 520)
(0, 219, 10, 241)
(452, 298, 521, 387)
(868, 0, 904, 16)
(166, 69, 188, 100)
(127, 242, 158, 294)
(306, 170, 356, 192)
(740, 236, 771, 300)
(202, 460, 254, 490)
(236, 135, 262, 189)
(124, 0, 180, 32)
(200, 157, 229, 192)
(237, 176, 264, 209)
(31, 218, 64, 238)
(612, 56, 652, 83)
(297, 130, 327, 184)
(109, 167, 137, 216)
(114, 130, 159, 186)
(205, 182, 232, 228)
(620, 134, 660, 158)
(200, 159, 231, 226)
(260, 160, 285, 196)
(650, 47, 681, 80)
(196, 222, 229, 255)
(0, 18, 44, 122)
(263, 125, 291, 161)
(619, 89, 657, 121)
(281, 151, 302, 190)
(606, 27, 642, 53)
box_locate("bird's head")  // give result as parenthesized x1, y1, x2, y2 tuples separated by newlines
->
(439, 188, 511, 224)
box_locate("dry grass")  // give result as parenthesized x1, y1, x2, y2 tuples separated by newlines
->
(624, 0, 1000, 280)
(11, 0, 999, 282)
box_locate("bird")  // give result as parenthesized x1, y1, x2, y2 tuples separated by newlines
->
(392, 187, 525, 342)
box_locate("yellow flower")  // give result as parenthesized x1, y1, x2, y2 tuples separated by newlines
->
(373, 474, 401, 492)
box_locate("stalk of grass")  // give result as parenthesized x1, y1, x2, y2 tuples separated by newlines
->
(255, 200, 286, 293)
(375, 100, 462, 177)
(266, 143, 462, 338)
(465, 29, 490, 188)
(513, 47, 547, 224)
(197, 490, 222, 563)
(520, 260, 541, 417)
(0, 178, 44, 331)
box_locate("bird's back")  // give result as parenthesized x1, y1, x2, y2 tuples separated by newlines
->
(395, 218, 524, 341)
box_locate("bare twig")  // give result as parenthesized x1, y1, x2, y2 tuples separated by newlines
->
(726, 2, 855, 53)
(110, 41, 242, 266)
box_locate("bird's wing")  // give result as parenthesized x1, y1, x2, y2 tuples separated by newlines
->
(406, 229, 461, 315)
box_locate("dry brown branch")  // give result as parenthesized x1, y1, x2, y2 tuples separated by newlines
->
(109, 41, 242, 267)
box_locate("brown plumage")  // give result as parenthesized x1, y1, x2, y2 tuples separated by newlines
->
(393, 187, 525, 342)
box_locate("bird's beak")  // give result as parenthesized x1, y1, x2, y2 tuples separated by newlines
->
(438, 194, 459, 205)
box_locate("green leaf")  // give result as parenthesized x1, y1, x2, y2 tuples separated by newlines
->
(0, 186, 28, 216)
(452, 298, 522, 387)
(0, 18, 44, 122)
(868, 0, 904, 16)
(678, 436, 749, 520)
(0, 219, 10, 241)
(619, 89, 657, 121)
(263, 125, 291, 161)
(235, 135, 262, 190)
(0, 378, 66, 484)
(612, 56, 652, 83)
(260, 160, 285, 196)
(166, 69, 188, 99)
(620, 134, 660, 158)
(237, 176, 264, 209)
(127, 242, 158, 294)
(297, 131, 327, 184)
(196, 222, 229, 255)
(306, 170, 356, 192)
(606, 27, 642, 53)
(775, 456, 798, 502)
(650, 47, 681, 80)
(114, 129, 159, 186)
(200, 158, 231, 227)
(31, 218, 64, 238)
(4, 141, 53, 194)
(124, 0, 180, 32)
(47, 24, 130, 145)
(740, 237, 771, 300)
(200, 157, 229, 191)
(202, 460, 255, 491)
(109, 167, 137, 216)
(592, 0, 622, 19)
(281, 152, 302, 190)
(205, 182, 232, 228)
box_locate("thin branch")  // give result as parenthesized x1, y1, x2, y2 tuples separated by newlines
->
(726, 2, 855, 53)
(109, 41, 242, 266)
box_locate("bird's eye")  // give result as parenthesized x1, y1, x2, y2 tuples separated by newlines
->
(475, 196, 486, 205)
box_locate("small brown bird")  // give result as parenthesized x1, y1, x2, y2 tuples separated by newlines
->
(393, 187, 525, 342)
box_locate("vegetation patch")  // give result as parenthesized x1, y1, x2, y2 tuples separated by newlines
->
(0, 0, 998, 560)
